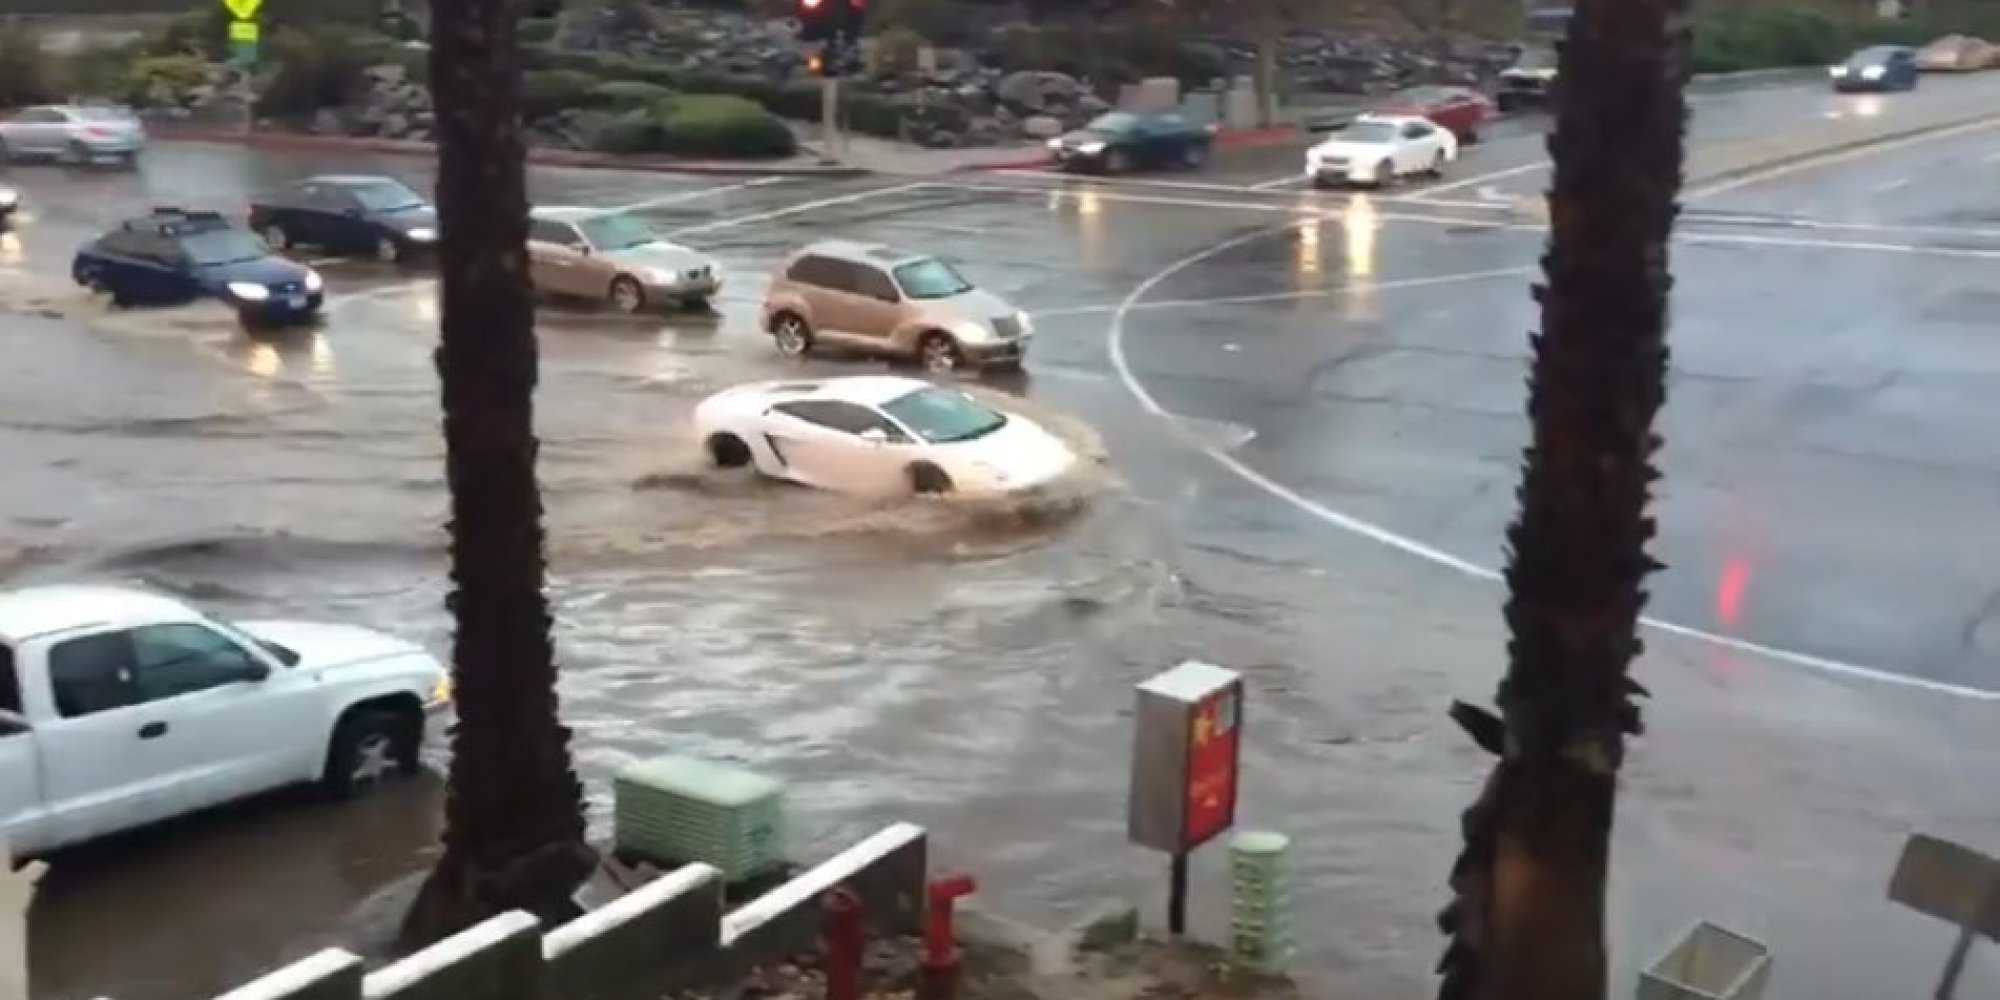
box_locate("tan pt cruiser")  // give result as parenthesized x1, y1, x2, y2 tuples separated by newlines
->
(527, 205, 720, 313)
(759, 240, 1033, 373)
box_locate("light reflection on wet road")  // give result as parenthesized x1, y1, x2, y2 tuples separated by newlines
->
(3, 71, 2000, 1000)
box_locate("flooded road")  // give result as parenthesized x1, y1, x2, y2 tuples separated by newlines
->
(4, 73, 2000, 1000)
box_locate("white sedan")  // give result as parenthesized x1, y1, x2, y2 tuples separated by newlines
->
(0, 183, 17, 219)
(694, 375, 1078, 497)
(1304, 114, 1458, 188)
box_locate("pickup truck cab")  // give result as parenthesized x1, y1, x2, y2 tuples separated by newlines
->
(0, 585, 451, 856)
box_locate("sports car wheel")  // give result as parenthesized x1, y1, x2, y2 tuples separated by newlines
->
(1429, 150, 1445, 176)
(609, 275, 645, 314)
(918, 332, 962, 373)
(375, 235, 403, 263)
(263, 224, 293, 250)
(707, 433, 752, 468)
(909, 463, 954, 495)
(771, 312, 813, 357)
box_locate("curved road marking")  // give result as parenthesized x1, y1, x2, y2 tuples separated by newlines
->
(1105, 208, 1999, 702)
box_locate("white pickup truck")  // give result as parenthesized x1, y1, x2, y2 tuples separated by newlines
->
(0, 584, 452, 856)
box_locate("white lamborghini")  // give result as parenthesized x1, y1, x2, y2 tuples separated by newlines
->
(693, 375, 1078, 497)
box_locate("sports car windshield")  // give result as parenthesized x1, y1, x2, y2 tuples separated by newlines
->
(892, 258, 972, 299)
(880, 388, 1007, 444)
(1341, 122, 1399, 144)
(179, 229, 269, 266)
(576, 212, 658, 252)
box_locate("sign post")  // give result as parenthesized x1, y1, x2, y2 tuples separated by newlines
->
(223, 0, 262, 68)
(1886, 832, 2000, 1000)
(1127, 660, 1244, 936)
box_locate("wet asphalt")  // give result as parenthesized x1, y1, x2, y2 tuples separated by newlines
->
(2, 71, 1999, 1000)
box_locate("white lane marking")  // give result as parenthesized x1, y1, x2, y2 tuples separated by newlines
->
(1680, 230, 2000, 260)
(1249, 174, 1308, 190)
(1684, 116, 2000, 199)
(1031, 266, 1529, 318)
(604, 176, 791, 213)
(992, 170, 1289, 196)
(1407, 160, 1545, 198)
(1102, 225, 2000, 703)
(1870, 176, 1912, 194)
(304, 256, 344, 267)
(666, 181, 929, 237)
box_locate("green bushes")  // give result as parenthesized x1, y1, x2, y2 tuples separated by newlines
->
(523, 68, 599, 118)
(520, 17, 562, 46)
(127, 53, 209, 102)
(868, 26, 927, 77)
(589, 79, 675, 110)
(986, 22, 1223, 86)
(254, 24, 379, 116)
(586, 93, 797, 158)
(864, 0, 958, 43)
(1686, 3, 1999, 73)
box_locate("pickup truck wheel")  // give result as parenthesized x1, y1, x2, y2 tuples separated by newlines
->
(323, 706, 419, 798)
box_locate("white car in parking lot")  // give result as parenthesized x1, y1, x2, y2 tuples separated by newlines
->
(694, 375, 1077, 497)
(1305, 114, 1458, 188)
(0, 183, 17, 219)
(0, 585, 452, 855)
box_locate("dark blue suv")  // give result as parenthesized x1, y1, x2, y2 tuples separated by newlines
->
(71, 208, 325, 325)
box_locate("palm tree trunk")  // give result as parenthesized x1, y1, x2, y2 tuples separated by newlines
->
(1434, 0, 1688, 996)
(399, 0, 595, 947)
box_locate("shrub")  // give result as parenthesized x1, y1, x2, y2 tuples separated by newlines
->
(588, 79, 674, 109)
(523, 68, 600, 118)
(254, 24, 377, 116)
(0, 24, 57, 107)
(52, 42, 145, 101)
(840, 91, 908, 138)
(519, 17, 561, 46)
(127, 53, 210, 103)
(656, 93, 796, 158)
(868, 26, 927, 77)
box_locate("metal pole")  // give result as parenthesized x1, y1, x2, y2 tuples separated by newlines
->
(820, 70, 841, 164)
(1935, 925, 1975, 1000)
(1167, 851, 1189, 936)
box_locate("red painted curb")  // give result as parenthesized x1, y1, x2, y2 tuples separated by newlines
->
(149, 127, 871, 178)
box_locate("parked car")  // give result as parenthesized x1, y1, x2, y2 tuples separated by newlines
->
(695, 376, 1077, 496)
(249, 174, 438, 264)
(1047, 111, 1217, 173)
(71, 207, 325, 326)
(0, 104, 146, 167)
(1831, 46, 1920, 91)
(1915, 34, 1997, 72)
(1304, 115, 1458, 188)
(526, 205, 719, 313)
(1371, 85, 1495, 143)
(0, 184, 16, 222)
(0, 584, 451, 855)
(760, 240, 1032, 374)
(1497, 46, 1559, 111)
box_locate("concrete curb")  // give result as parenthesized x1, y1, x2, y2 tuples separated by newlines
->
(950, 125, 1306, 173)
(147, 127, 874, 178)
(1687, 109, 2000, 191)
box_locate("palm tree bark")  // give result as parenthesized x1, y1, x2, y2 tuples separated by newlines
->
(1433, 0, 1688, 997)
(399, 0, 595, 946)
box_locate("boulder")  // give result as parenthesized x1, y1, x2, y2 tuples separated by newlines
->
(995, 70, 1082, 114)
(1020, 114, 1064, 139)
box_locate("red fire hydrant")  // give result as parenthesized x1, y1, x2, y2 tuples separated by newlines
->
(919, 874, 979, 1000)
(822, 886, 865, 1000)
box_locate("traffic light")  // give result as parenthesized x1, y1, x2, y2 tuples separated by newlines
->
(797, 0, 831, 41)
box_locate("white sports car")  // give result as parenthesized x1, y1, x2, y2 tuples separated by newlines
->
(1304, 114, 1458, 188)
(0, 183, 17, 219)
(693, 375, 1078, 497)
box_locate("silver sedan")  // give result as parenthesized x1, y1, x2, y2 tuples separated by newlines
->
(0, 105, 147, 167)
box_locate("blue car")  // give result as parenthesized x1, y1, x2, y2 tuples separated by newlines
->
(71, 208, 325, 326)
(1830, 45, 1920, 92)
(248, 174, 438, 265)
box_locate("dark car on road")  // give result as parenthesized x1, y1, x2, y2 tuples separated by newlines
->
(1496, 45, 1560, 111)
(72, 208, 325, 326)
(1048, 111, 1216, 174)
(1371, 85, 1496, 143)
(1830, 45, 1920, 92)
(248, 174, 437, 264)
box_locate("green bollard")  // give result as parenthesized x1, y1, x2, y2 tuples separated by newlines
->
(1228, 830, 1294, 975)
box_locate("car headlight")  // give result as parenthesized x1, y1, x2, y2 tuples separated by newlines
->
(303, 270, 322, 292)
(1078, 141, 1106, 155)
(0, 189, 16, 207)
(1015, 310, 1033, 335)
(427, 672, 453, 708)
(1861, 65, 1884, 79)
(227, 281, 270, 301)
(1829, 65, 1849, 76)
(1046, 137, 1063, 149)
(953, 319, 995, 343)
(406, 227, 436, 241)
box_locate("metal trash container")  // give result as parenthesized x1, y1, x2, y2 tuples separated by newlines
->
(1638, 920, 1772, 1000)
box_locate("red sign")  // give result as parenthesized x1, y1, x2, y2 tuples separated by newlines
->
(1182, 684, 1241, 848)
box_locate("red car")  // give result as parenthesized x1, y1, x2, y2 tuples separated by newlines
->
(1371, 86, 1495, 143)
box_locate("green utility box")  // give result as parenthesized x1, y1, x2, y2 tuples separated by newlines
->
(613, 755, 788, 882)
